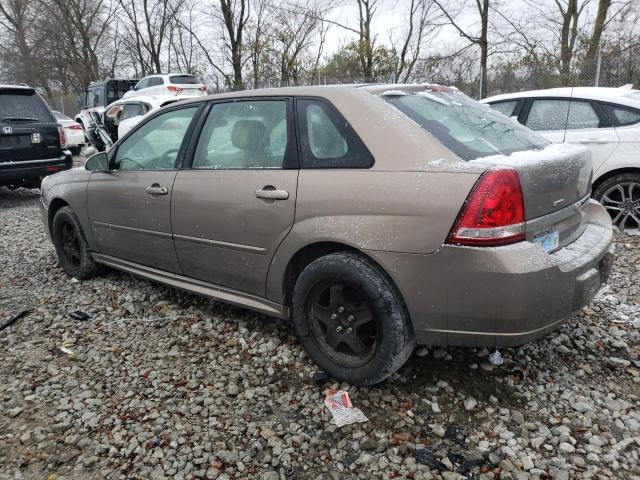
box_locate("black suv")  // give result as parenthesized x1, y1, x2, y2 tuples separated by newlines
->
(0, 85, 72, 189)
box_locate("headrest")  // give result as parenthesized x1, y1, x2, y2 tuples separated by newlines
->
(231, 120, 268, 151)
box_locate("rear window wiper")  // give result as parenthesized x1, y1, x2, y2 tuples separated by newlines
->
(1, 116, 40, 122)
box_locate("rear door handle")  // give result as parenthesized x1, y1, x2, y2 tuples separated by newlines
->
(255, 187, 289, 200)
(146, 184, 168, 196)
(582, 138, 608, 144)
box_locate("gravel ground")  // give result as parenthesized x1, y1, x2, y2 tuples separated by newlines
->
(1, 187, 639, 480)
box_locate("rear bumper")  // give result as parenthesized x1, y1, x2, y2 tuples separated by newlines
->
(366, 200, 614, 348)
(0, 153, 73, 183)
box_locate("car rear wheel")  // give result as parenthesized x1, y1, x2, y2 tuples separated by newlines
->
(594, 173, 640, 230)
(292, 252, 415, 385)
(52, 207, 99, 280)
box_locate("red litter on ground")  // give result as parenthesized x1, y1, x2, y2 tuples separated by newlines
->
(324, 389, 368, 427)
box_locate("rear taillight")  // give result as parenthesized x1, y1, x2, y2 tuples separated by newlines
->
(58, 126, 67, 148)
(68, 124, 83, 130)
(199, 84, 207, 92)
(167, 85, 183, 93)
(446, 167, 525, 247)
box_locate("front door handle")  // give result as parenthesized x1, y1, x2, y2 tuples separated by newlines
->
(582, 138, 608, 144)
(146, 184, 168, 196)
(255, 187, 289, 200)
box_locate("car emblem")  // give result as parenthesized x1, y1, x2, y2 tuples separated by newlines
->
(2, 126, 12, 134)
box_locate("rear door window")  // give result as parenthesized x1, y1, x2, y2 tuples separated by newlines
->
(525, 99, 570, 131)
(0, 89, 54, 123)
(566, 100, 601, 129)
(148, 77, 164, 87)
(296, 99, 373, 168)
(192, 99, 290, 169)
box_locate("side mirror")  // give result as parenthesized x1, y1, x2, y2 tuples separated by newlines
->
(85, 152, 109, 172)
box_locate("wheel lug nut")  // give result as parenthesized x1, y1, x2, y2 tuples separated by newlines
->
(337, 306, 345, 313)
(330, 314, 337, 320)
(336, 326, 343, 333)
(346, 327, 353, 334)
(347, 315, 355, 322)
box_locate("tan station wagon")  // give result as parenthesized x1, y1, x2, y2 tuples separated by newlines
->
(40, 84, 615, 385)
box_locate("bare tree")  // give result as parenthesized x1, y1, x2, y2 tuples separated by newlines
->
(356, 0, 377, 82)
(434, 0, 490, 98)
(118, 0, 183, 75)
(392, 0, 440, 82)
(219, 0, 250, 89)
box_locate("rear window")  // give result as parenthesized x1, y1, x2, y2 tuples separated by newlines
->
(169, 75, 200, 85)
(0, 89, 54, 123)
(384, 90, 547, 161)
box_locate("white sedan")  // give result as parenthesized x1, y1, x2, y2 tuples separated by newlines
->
(483, 85, 640, 229)
(53, 111, 84, 154)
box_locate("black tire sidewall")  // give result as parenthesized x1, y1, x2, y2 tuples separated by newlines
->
(52, 207, 97, 280)
(292, 252, 414, 385)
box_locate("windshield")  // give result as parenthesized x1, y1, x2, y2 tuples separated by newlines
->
(0, 90, 54, 123)
(383, 90, 548, 161)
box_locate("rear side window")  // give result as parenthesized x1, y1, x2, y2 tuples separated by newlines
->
(297, 99, 373, 168)
(603, 104, 640, 126)
(490, 100, 518, 117)
(148, 77, 164, 87)
(0, 89, 54, 122)
(385, 92, 547, 161)
(170, 75, 200, 84)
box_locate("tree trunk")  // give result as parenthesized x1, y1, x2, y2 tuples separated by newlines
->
(582, 0, 611, 80)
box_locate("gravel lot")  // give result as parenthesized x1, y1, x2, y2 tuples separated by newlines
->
(1, 186, 639, 480)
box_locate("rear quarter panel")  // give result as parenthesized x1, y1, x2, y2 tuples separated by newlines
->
(265, 169, 480, 303)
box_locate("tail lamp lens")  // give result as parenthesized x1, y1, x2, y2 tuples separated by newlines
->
(167, 85, 183, 92)
(58, 126, 67, 148)
(446, 167, 525, 246)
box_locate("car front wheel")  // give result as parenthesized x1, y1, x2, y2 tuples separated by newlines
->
(594, 172, 640, 230)
(292, 252, 415, 385)
(52, 206, 99, 280)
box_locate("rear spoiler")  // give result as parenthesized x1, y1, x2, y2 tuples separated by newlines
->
(0, 85, 36, 95)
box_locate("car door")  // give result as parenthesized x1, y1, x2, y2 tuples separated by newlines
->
(147, 77, 164, 96)
(561, 99, 619, 174)
(87, 104, 201, 273)
(171, 98, 298, 296)
(595, 102, 640, 176)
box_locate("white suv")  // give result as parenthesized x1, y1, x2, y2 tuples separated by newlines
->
(124, 74, 207, 99)
(483, 85, 640, 229)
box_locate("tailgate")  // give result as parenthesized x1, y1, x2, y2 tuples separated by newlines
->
(0, 123, 61, 163)
(473, 143, 593, 252)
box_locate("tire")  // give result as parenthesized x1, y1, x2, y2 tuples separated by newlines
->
(593, 172, 640, 230)
(52, 206, 99, 280)
(291, 252, 415, 385)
